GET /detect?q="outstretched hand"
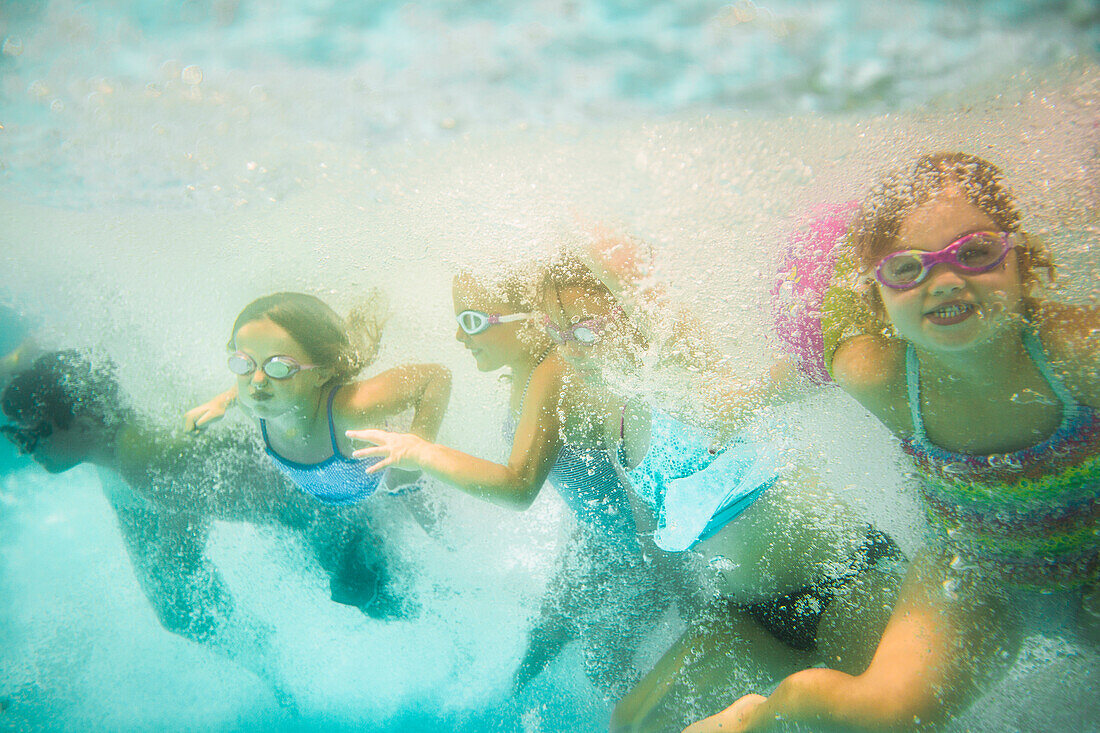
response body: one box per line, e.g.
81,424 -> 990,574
682,694 -> 767,733
183,393 -> 233,432
347,428 -> 428,473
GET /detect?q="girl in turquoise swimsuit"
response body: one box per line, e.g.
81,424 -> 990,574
350,268 -> 676,698
185,291 -> 452,618
356,255 -> 904,729
689,153 -> 1100,732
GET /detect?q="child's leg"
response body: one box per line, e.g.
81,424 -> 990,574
611,604 -> 811,733
510,533 -> 584,695
111,499 -> 290,705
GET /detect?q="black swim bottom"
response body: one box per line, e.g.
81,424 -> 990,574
736,527 -> 903,652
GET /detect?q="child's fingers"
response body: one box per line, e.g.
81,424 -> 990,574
196,411 -> 222,429
365,457 -> 393,474
352,446 -> 386,459
183,407 -> 202,431
345,428 -> 385,444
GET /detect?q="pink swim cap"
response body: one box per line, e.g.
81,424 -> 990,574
771,202 -> 859,384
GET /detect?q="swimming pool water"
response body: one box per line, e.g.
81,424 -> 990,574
1,1 -> 1098,731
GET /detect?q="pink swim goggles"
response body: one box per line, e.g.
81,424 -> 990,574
874,231 -> 1015,290
542,314 -> 612,345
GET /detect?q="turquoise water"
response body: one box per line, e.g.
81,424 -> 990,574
1,1 -> 1098,731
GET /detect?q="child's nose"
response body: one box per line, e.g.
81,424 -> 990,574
927,265 -> 966,294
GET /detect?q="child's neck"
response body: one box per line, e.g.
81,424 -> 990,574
914,327 -> 1032,388
263,391 -> 330,444
509,346 -> 553,400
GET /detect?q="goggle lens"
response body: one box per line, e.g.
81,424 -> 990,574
262,358 -> 296,379
954,234 -> 1005,268
543,318 -> 602,346
457,311 -> 489,335
879,256 -> 923,287
227,353 -> 307,380
572,327 -> 599,344
227,353 -> 255,375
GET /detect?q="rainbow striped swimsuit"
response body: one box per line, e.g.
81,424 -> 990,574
901,331 -> 1100,590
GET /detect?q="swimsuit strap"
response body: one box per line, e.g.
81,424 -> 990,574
904,344 -> 927,443
259,417 -> 273,449
515,346 -> 553,417
617,402 -> 629,466
325,385 -> 343,456
1021,328 -> 1078,409
260,386 -> 344,460
905,328 -> 1079,446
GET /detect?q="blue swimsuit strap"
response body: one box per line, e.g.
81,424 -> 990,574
905,329 -> 1077,445
904,345 -> 927,443
324,385 -> 344,457
260,386 -> 345,460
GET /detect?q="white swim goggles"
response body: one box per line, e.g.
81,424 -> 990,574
456,310 -> 531,336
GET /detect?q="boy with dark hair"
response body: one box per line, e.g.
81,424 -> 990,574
2,350 -> 400,706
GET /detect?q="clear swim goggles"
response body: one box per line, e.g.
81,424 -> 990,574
227,351 -> 317,380
542,315 -> 607,346
874,231 -> 1015,290
456,310 -> 531,336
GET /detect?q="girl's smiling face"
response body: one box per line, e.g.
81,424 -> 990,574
452,274 -> 534,372
232,317 -> 331,419
878,190 -> 1026,353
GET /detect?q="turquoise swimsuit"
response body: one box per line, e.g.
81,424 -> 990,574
503,414 -> 640,550
622,411 -> 782,552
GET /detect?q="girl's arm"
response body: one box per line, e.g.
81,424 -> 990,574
683,551 -> 1019,733
343,363 -> 452,441
347,360 -> 567,510
829,334 -> 912,436
183,385 -> 238,431
1037,303 -> 1100,408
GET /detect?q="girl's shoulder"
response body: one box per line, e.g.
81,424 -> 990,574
523,352 -> 568,406
830,333 -> 907,394
330,366 -> 416,420
1033,302 -> 1100,406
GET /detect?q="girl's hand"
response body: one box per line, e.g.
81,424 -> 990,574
183,390 -> 235,432
347,429 -> 428,473
682,694 -> 767,733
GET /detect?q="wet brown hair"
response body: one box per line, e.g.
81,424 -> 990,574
229,291 -> 387,385
536,254 -> 648,349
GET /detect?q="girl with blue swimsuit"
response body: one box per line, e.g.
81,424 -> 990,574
534,250 -> 905,733
349,269 -> 680,699
185,291 -> 452,618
